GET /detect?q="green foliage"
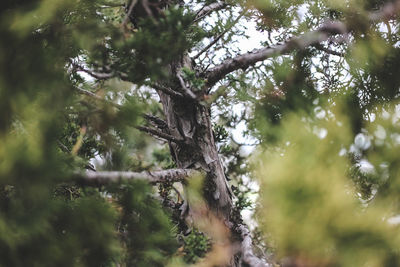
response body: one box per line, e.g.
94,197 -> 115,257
213,124 -> 229,143
256,111 -> 400,266
108,181 -> 178,267
182,67 -> 206,91
182,229 -> 211,263
232,180 -> 253,211
152,147 -> 177,169
0,1 -> 180,266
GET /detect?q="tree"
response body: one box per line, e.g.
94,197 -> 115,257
1,0 -> 400,266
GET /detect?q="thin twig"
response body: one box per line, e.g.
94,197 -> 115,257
74,86 -> 122,108
192,10 -> 246,60
122,0 -> 138,28
172,185 -> 184,202
313,43 -> 345,57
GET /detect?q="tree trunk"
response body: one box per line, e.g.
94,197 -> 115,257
127,2 -> 268,265
157,56 -> 233,219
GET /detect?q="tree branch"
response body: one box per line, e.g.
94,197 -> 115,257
204,21 -> 348,87
72,62 -> 115,80
136,125 -> 184,143
143,114 -> 168,129
74,86 -> 122,108
313,43 -> 345,57
74,87 -> 180,143
176,73 -> 197,100
146,82 -> 185,98
204,0 -> 400,87
76,168 -> 201,186
194,1 -> 227,22
122,0 -> 138,28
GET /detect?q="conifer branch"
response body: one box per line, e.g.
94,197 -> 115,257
204,0 -> 400,87
204,21 -> 348,87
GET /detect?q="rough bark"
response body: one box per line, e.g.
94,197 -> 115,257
156,57 -> 233,218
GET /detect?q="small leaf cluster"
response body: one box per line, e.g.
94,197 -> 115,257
182,229 -> 211,264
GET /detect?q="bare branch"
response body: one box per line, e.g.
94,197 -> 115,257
136,125 -> 184,143
57,140 -> 71,153
76,168 -> 201,186
194,1 -> 227,22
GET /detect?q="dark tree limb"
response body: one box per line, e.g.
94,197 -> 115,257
136,125 -> 185,143
71,62 -> 115,80
76,168 -> 201,186
143,114 -> 168,129
147,82 -> 185,98
74,87 -> 179,143
122,0 -> 138,28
